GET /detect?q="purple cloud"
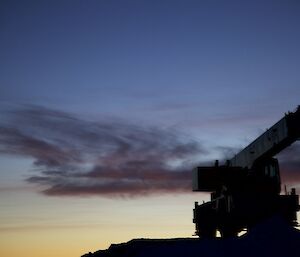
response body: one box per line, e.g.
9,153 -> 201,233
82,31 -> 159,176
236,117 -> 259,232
0,105 -> 204,197
1,105 -> 299,197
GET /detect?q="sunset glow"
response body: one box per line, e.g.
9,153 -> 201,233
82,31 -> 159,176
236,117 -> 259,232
1,1 -> 300,257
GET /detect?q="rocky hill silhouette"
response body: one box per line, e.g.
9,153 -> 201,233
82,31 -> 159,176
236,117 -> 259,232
82,216 -> 300,257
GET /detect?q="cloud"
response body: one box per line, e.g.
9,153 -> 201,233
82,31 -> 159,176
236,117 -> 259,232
1,105 -> 299,197
0,105 -> 204,197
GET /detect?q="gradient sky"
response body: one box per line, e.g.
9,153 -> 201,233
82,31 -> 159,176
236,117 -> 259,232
1,1 -> 300,257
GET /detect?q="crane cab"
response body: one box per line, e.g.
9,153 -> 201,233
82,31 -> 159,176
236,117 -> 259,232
251,158 -> 281,195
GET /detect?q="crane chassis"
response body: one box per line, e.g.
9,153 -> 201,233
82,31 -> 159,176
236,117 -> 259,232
193,107 -> 300,238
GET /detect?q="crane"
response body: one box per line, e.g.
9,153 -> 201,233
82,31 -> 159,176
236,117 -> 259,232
193,107 -> 300,238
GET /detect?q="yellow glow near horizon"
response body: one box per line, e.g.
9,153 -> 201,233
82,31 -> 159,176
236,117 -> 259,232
0,190 -> 208,257
2,180 -> 299,257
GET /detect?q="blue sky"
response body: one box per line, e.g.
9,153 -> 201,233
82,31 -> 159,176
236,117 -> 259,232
0,1 -> 300,256
1,0 -> 299,146
1,1 -> 299,114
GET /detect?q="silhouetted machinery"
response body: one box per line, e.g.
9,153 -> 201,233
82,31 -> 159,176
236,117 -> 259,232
193,107 -> 300,238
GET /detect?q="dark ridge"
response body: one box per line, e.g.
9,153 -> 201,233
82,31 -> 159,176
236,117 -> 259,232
82,216 -> 300,257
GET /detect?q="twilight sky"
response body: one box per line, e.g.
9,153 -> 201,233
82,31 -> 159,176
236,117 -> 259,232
0,1 -> 300,257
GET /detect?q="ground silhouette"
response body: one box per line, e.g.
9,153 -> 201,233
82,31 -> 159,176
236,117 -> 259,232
82,215 -> 300,257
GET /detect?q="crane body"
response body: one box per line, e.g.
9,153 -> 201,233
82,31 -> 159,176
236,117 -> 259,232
193,107 -> 300,238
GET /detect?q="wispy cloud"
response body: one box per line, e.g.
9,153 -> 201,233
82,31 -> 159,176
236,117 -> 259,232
0,105 -> 205,197
1,105 -> 299,197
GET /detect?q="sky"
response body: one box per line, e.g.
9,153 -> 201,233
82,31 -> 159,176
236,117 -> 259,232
0,0 -> 300,257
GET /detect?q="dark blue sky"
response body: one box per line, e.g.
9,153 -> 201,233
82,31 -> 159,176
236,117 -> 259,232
1,0 -> 300,168
1,1 -> 299,119
1,0 -> 299,184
